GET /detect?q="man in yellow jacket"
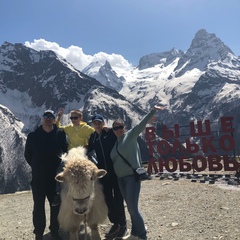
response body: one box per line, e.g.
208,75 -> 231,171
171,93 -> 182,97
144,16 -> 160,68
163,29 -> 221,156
56,108 -> 94,149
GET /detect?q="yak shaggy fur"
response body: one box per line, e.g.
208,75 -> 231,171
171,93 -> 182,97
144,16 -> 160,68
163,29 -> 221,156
56,147 -> 108,240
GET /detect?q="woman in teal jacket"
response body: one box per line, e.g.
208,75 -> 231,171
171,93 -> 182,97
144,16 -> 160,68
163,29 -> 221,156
110,105 -> 164,240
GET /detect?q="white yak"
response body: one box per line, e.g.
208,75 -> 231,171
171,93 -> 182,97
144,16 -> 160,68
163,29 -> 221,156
56,147 -> 108,240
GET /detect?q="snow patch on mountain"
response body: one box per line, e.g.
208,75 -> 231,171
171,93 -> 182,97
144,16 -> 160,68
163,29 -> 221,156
0,104 -> 31,193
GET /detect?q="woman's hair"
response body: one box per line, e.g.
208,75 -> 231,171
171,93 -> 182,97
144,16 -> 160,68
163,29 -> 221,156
70,109 -> 82,117
112,118 -> 124,127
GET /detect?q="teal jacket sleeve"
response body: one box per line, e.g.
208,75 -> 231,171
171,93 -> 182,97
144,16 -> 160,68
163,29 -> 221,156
127,108 -> 156,139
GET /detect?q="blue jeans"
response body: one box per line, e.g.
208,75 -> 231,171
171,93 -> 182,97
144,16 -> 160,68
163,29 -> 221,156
118,175 -> 147,239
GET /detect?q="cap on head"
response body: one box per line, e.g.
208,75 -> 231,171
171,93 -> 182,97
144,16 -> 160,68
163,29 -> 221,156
43,109 -> 55,118
91,113 -> 104,122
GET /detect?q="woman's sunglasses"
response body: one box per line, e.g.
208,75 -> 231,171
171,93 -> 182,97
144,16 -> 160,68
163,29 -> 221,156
113,126 -> 124,131
43,115 -> 55,120
70,116 -> 79,120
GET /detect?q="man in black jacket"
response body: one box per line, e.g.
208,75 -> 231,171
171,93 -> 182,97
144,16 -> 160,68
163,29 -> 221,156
25,110 -> 68,240
88,114 -> 127,239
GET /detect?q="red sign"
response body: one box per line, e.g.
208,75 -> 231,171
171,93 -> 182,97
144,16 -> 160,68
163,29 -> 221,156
145,117 -> 239,173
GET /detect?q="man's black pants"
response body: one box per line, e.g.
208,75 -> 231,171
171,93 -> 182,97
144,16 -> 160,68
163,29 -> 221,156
31,177 -> 60,235
100,175 -> 126,226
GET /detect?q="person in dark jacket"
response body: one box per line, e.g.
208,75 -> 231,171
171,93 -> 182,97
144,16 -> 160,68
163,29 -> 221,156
88,114 -> 127,239
24,110 -> 68,240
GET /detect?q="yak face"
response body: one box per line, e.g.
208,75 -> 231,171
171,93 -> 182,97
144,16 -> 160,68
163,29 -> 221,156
68,175 -> 95,215
56,159 -> 106,216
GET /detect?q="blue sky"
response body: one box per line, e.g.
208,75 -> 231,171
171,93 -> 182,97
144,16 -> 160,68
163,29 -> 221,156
1,0 -> 239,65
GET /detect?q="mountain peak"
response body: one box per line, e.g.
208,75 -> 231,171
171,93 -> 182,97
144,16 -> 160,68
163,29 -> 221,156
190,29 -> 216,49
102,60 -> 111,69
189,28 -> 234,56
194,28 -> 215,40
172,29 -> 236,77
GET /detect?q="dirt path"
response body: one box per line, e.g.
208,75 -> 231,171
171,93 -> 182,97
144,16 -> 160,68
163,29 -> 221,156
1,176 -> 240,240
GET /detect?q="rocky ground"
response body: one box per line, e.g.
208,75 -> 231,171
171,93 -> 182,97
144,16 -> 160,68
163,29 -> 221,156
1,173 -> 240,240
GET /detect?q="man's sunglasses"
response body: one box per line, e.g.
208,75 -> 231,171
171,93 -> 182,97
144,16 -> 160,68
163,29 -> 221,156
113,126 -> 124,131
70,116 -> 79,120
43,115 -> 55,120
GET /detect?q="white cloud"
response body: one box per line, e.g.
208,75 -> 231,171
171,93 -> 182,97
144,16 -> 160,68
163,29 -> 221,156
25,39 -> 132,71
25,39 -> 91,70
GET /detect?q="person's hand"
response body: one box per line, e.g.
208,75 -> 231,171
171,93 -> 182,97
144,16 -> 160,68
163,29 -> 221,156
154,105 -> 165,111
103,126 -> 110,132
148,106 -> 165,124
148,116 -> 157,124
57,108 -> 64,119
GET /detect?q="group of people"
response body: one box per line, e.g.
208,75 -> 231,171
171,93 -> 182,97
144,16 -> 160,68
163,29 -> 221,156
25,105 -> 164,240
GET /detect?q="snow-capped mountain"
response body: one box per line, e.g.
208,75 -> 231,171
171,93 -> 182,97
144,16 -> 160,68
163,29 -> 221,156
0,28 -> 240,193
173,29 -> 236,77
81,29 -> 240,111
81,29 -> 240,132
138,48 -> 184,71
0,42 -> 147,193
53,28 -> 240,159
82,60 -> 125,91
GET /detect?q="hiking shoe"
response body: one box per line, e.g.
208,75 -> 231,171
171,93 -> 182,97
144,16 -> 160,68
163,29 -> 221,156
121,235 -> 147,240
121,235 -> 138,240
105,224 -> 120,237
52,193 -> 61,207
114,225 -> 128,239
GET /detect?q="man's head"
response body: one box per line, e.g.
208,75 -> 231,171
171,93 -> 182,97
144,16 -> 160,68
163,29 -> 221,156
91,114 -> 105,133
43,110 -> 55,119
42,110 -> 55,128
